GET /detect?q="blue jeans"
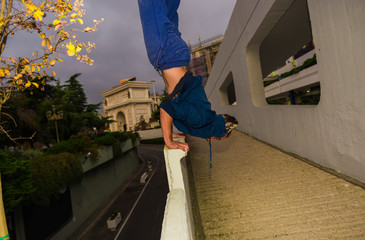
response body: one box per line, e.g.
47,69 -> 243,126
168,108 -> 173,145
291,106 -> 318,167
160,72 -> 226,138
138,0 -> 190,71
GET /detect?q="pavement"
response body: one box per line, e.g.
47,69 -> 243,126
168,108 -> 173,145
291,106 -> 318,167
68,144 -> 168,240
187,130 -> 365,239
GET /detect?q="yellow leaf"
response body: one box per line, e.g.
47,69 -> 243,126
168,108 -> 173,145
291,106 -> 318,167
32,51 -> 36,56
31,65 -> 35,72
53,19 -> 60,26
41,39 -> 46,47
39,33 -> 46,39
52,71 -> 56,77
70,19 -> 76,23
25,81 -> 31,88
34,10 -> 44,21
71,13 -> 77,18
4,69 -> 10,75
57,58 -> 63,63
77,19 -> 83,25
32,82 -> 39,88
50,59 -> 56,66
55,24 -> 62,31
14,74 -> 22,80
67,43 -> 76,56
76,45 -> 82,53
0,69 -> 4,77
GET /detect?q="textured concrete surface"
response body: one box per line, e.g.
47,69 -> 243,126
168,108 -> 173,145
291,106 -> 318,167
188,131 -> 365,239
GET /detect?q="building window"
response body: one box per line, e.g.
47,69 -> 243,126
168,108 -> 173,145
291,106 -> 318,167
219,72 -> 237,106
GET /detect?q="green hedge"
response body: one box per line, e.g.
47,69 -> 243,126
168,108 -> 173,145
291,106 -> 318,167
45,138 -> 89,155
264,54 -> 317,87
30,152 -> 83,203
0,151 -> 36,213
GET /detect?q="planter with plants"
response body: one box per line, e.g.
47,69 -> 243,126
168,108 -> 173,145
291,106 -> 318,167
264,54 -> 317,87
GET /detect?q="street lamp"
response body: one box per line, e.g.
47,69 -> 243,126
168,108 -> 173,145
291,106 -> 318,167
47,105 -> 63,143
151,80 -> 157,110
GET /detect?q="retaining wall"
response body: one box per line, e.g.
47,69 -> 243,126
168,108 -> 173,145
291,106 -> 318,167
161,143 -> 194,240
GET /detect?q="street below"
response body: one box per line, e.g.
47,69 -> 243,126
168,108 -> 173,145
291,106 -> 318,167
115,144 -> 168,240
69,144 -> 168,240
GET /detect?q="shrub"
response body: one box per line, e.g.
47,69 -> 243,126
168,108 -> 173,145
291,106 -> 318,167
0,151 -> 36,213
45,138 -> 89,155
92,134 -> 115,146
30,152 -> 83,203
22,149 -> 44,160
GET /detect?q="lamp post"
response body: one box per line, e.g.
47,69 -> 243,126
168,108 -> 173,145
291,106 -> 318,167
47,105 -> 63,143
151,80 -> 157,110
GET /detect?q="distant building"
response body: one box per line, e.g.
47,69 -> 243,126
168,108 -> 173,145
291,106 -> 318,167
101,77 -> 153,132
189,35 -> 223,86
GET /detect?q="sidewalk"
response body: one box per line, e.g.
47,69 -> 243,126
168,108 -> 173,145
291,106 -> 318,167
188,131 -> 365,239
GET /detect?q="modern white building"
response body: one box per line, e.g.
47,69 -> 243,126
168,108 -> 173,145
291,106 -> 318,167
205,0 -> 365,183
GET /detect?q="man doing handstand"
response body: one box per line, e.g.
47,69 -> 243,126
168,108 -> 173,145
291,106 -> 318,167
138,0 -> 237,152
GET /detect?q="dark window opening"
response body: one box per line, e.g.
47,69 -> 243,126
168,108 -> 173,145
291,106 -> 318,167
219,72 -> 237,106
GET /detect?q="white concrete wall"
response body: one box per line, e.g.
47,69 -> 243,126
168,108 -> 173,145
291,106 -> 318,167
205,0 -> 365,183
138,128 -> 162,140
161,143 -> 194,240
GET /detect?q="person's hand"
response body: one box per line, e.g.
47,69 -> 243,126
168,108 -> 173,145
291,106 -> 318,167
166,141 -> 189,152
172,132 -> 186,139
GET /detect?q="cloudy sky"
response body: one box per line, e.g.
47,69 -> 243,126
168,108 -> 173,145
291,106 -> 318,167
6,0 -> 236,106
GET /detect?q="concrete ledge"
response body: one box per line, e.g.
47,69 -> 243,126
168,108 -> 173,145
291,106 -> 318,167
161,142 -> 194,240
161,189 -> 191,240
138,129 -> 162,140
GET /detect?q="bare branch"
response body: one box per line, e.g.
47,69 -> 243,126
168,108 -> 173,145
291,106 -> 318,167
0,0 -> 6,20
0,0 -> 12,55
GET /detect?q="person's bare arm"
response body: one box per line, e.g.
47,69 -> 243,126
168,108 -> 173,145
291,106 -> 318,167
160,108 -> 189,151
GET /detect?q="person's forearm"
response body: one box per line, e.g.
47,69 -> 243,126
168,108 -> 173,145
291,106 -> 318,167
160,108 -> 173,145
160,108 -> 189,151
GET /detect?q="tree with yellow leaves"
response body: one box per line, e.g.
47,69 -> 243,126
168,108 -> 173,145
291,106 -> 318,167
0,0 -> 102,238
0,0 -> 103,139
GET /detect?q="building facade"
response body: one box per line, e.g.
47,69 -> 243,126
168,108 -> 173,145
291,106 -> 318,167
189,35 -> 223,86
101,78 -> 153,132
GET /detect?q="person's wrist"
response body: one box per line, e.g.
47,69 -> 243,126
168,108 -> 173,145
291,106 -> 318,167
163,136 -> 173,145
